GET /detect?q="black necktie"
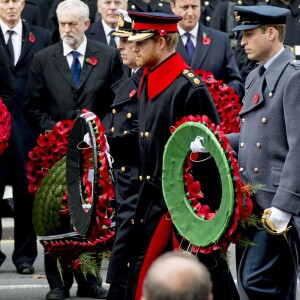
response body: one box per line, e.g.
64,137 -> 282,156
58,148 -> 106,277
6,30 -> 15,65
259,65 -> 266,76
185,32 -> 195,61
71,51 -> 81,89
109,31 -> 117,48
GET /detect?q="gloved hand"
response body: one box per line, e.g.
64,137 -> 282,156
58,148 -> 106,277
268,206 -> 292,233
190,136 -> 208,153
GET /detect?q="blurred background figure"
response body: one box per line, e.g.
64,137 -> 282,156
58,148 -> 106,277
141,251 -> 213,300
0,0 -> 51,275
170,0 -> 244,98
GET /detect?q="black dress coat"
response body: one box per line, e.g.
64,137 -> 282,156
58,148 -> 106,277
0,46 -> 15,112
124,53 -> 241,300
0,21 -> 50,269
0,21 -> 51,183
176,23 -> 244,98
85,20 -> 108,45
103,68 -> 143,287
23,38 -> 123,132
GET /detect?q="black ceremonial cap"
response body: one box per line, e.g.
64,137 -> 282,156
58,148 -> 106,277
233,5 -> 291,31
127,12 -> 182,42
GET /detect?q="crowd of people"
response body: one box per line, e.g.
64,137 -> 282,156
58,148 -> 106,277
1,0 -> 300,299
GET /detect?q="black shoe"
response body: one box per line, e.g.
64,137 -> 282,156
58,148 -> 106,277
16,263 -> 34,274
0,251 -> 6,267
77,285 -> 108,299
45,288 -> 70,300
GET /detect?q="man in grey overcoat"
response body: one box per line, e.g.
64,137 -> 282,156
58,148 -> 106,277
228,5 -> 300,300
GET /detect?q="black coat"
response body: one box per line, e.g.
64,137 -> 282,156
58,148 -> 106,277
104,68 -> 143,284
0,46 -> 15,112
21,0 -> 43,26
85,20 -> 108,45
23,38 -> 123,133
0,21 -> 51,182
176,23 -> 244,98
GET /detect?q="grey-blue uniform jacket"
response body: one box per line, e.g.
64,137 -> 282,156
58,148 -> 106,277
229,47 -> 300,215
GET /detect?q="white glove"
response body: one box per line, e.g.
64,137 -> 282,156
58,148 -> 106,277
269,207 -> 292,233
190,136 -> 208,153
104,134 -> 113,168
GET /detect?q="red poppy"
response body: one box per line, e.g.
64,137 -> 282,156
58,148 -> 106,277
29,32 -> 36,43
85,56 -> 98,66
202,32 -> 211,45
253,93 -> 259,104
129,89 -> 137,98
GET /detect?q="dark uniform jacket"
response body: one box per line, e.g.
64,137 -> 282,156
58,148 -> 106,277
0,46 -> 15,112
127,0 -> 173,14
176,23 -> 244,98
128,53 -> 241,300
104,68 -> 143,284
0,21 -> 51,182
23,39 -> 123,133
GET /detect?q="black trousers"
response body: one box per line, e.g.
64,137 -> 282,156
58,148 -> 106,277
44,252 -> 103,291
237,225 -> 297,300
0,182 -> 37,268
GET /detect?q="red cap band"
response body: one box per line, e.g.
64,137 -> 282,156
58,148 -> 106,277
133,22 -> 178,32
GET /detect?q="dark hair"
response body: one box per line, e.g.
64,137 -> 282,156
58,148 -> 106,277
151,32 -> 179,51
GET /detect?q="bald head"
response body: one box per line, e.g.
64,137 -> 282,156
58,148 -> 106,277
142,251 -> 213,300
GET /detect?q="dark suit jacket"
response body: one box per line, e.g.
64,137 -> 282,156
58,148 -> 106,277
85,20 -> 108,45
24,38 -> 123,133
0,46 -> 15,112
176,23 -> 244,98
0,21 -> 51,182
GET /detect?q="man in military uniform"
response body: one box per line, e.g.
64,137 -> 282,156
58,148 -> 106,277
228,5 -> 300,299
102,9 -> 143,300
124,11 -> 238,300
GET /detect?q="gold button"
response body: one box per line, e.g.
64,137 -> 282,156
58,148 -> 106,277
130,219 -> 134,225
140,132 -> 144,138
262,118 -> 267,123
127,113 -> 132,119
204,1 -> 209,5
238,0 -> 242,4
131,4 -> 135,9
239,167 -> 244,172
206,16 -> 211,21
111,127 -> 115,132
144,132 -> 149,138
159,2 -> 163,6
146,175 -> 151,180
269,92 -> 273,97
139,175 -> 143,181
127,262 -> 130,267
256,143 -> 261,148
254,167 -> 259,173
121,167 -> 125,172
112,108 -> 116,114
124,130 -> 127,134
241,118 -> 246,123
141,219 -> 144,224
240,142 -> 245,148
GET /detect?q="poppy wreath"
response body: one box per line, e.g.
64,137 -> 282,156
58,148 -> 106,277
26,119 -> 74,195
162,115 -> 257,255
0,98 -> 11,156
30,110 -> 115,270
194,70 -> 242,134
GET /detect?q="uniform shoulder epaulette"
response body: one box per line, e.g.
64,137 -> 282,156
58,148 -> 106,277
182,69 -> 203,88
289,59 -> 300,70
